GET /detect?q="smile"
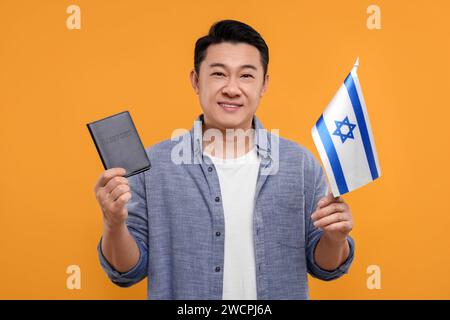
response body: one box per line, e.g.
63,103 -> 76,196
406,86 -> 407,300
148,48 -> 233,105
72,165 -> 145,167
218,102 -> 243,110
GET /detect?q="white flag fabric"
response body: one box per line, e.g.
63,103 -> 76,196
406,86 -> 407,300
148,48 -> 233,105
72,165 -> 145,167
311,58 -> 381,196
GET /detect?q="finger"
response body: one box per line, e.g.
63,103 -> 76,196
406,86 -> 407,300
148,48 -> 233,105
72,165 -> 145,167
109,183 -> 131,202
95,187 -> 108,206
313,212 -> 350,228
317,192 -> 344,209
316,192 -> 333,209
104,176 -> 129,195
112,192 -> 132,210
322,221 -> 353,233
311,202 -> 347,221
94,168 -> 126,191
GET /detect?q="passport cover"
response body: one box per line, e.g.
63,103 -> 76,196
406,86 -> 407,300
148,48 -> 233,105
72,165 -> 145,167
87,111 -> 151,177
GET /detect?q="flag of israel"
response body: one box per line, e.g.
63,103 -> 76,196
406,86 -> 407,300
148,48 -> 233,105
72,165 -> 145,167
311,58 -> 381,196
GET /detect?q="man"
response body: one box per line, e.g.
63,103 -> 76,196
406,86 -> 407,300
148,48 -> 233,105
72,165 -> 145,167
94,19 -> 355,300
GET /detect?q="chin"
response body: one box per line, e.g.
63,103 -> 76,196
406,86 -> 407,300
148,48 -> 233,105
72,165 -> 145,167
217,116 -> 251,131
203,107 -> 253,130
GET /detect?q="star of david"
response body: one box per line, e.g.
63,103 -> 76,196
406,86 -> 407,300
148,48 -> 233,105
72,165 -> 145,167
332,116 -> 357,143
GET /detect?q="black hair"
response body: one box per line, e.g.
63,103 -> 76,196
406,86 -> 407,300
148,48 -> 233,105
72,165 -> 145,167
194,20 -> 269,77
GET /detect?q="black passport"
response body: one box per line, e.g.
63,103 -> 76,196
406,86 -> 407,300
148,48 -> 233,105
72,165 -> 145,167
87,111 -> 151,177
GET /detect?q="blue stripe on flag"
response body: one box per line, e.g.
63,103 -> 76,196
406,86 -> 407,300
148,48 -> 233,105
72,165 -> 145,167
344,73 -> 379,180
316,115 -> 349,194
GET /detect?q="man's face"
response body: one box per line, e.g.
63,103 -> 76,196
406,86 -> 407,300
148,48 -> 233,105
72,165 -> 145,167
190,42 -> 269,132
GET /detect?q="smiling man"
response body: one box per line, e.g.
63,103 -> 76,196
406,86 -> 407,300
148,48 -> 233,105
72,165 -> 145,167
95,19 -> 355,300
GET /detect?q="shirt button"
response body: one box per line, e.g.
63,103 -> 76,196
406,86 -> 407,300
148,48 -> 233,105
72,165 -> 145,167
215,266 -> 221,272
215,196 -> 220,202
208,166 -> 213,172
216,231 -> 221,237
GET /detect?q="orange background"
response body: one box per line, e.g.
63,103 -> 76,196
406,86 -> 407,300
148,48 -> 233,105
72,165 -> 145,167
1,0 -> 449,299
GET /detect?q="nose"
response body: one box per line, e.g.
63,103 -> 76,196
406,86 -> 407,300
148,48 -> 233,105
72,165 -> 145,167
222,77 -> 241,97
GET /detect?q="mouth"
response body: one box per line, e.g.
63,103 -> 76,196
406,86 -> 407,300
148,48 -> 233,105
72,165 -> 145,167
217,101 -> 243,111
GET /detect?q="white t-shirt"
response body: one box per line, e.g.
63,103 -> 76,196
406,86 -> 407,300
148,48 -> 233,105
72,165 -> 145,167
204,147 -> 261,300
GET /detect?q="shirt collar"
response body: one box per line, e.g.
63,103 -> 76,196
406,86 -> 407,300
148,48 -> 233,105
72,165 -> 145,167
190,114 -> 272,161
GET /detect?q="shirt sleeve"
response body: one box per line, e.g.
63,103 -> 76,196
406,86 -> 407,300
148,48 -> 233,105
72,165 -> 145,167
97,171 -> 149,287
305,156 -> 355,281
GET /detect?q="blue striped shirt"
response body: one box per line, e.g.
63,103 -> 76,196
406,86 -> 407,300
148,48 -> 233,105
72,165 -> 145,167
97,114 -> 355,299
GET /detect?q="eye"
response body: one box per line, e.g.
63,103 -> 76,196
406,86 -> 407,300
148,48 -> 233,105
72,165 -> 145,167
241,74 -> 254,78
211,72 -> 225,77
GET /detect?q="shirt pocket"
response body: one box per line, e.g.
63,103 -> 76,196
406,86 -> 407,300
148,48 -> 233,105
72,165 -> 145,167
269,193 -> 306,249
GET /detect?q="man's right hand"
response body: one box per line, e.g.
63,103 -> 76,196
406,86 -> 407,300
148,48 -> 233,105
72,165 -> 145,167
94,168 -> 140,273
94,168 -> 131,231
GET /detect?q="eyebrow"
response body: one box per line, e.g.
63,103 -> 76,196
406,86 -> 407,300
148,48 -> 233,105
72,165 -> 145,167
208,63 -> 258,71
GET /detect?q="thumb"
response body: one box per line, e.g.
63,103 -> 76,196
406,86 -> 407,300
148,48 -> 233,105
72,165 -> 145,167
317,188 -> 342,208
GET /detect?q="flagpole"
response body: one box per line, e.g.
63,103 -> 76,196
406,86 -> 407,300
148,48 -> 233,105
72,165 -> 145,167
352,57 -> 360,73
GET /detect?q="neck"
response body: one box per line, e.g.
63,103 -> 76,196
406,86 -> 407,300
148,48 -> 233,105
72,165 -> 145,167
202,119 -> 255,159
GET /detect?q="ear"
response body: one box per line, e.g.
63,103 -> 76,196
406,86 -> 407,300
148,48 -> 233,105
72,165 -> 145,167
260,73 -> 269,97
190,69 -> 199,95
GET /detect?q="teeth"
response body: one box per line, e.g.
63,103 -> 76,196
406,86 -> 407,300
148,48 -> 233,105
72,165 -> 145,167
219,103 -> 241,108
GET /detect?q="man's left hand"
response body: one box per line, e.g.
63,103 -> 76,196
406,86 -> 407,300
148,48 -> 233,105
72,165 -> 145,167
311,192 -> 353,243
